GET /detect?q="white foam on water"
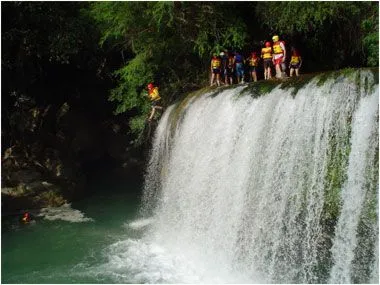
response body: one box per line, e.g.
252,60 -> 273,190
38,203 -> 94,222
125,217 -> 155,230
94,238 -> 258,284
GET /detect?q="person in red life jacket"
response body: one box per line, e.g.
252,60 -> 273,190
146,83 -> 163,122
261,41 -> 273,80
226,52 -> 235,85
210,53 -> 222,87
233,51 -> 245,83
247,52 -> 260,82
289,47 -> 302,77
21,212 -> 32,224
272,35 -> 286,78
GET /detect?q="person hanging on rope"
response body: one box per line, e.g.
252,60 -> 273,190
146,83 -> 163,122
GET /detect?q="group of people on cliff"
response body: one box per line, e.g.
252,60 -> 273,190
210,35 -> 302,86
144,35 -> 302,122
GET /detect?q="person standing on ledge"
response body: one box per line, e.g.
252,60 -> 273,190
146,83 -> 163,122
248,51 -> 260,82
289,47 -> 302,77
261,41 -> 273,80
272,35 -> 286,78
210,53 -> 222,87
234,51 -> 245,83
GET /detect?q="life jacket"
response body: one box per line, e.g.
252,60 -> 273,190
211,57 -> 221,69
261,47 -> 272,59
21,213 -> 30,223
148,87 -> 161,101
290,55 -> 301,64
249,57 -> 259,67
235,54 -> 243,63
273,41 -> 285,55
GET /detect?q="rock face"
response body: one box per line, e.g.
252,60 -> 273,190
2,97 -> 142,214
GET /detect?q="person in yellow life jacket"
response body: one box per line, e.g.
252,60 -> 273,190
272,35 -> 286,78
210,54 -> 222,87
146,83 -> 163,122
289,47 -> 302,77
247,52 -> 259,82
261,41 -> 273,80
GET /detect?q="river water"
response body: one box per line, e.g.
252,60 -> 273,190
1,172 -> 142,283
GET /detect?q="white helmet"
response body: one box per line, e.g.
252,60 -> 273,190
220,52 -> 225,56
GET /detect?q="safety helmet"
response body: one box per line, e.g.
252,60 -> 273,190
220,52 -> 225,56
272,35 -> 279,42
147,83 -> 154,89
265,41 -> 271,47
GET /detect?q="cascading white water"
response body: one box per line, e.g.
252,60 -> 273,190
100,70 -> 378,284
138,70 -> 379,283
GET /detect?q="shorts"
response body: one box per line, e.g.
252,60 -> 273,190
151,100 -> 161,107
249,66 -> 257,73
263,59 -> 272,69
227,67 -> 234,76
212,68 -> 220,74
290,63 -> 300,69
235,63 -> 244,77
274,55 -> 284,65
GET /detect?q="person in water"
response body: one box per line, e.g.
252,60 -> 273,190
272,35 -> 286,78
261,41 -> 273,80
21,212 -> 32,224
289,47 -> 302,77
146,83 -> 163,122
210,53 -> 222,87
247,51 -> 260,82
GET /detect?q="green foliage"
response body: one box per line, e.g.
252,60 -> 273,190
361,8 -> 379,67
89,2 -> 250,140
256,2 -> 378,69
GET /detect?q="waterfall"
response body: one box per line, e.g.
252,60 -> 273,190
139,70 -> 378,283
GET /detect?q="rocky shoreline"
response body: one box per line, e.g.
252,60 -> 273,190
2,97 -> 146,216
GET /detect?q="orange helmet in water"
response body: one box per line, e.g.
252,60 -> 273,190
147,83 -> 154,89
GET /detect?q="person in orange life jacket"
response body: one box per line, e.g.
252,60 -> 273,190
261,41 -> 273,80
220,51 -> 229,85
289,47 -> 302,77
146,83 -> 163,122
226,52 -> 235,85
272,35 -> 286,78
233,51 -> 245,83
210,53 -> 222,87
247,52 -> 260,82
